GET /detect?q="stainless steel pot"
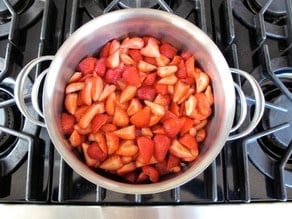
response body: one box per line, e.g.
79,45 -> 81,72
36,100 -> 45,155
14,9 -> 265,194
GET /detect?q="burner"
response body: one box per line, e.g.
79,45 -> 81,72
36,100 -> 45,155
247,0 -> 287,18
0,0 -> 44,37
118,0 -> 158,8
0,77 -> 38,177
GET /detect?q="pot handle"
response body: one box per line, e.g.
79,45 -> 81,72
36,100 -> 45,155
14,56 -> 54,127
227,68 -> 265,141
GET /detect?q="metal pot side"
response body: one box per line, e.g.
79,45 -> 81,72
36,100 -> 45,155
43,9 -> 235,194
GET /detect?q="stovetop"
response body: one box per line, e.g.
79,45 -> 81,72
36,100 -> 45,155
0,0 -> 291,206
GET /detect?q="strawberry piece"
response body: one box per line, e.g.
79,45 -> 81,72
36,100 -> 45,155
100,123 -> 117,132
140,37 -> 160,58
113,125 -> 136,140
180,117 -> 195,135
169,139 -> 193,159
91,114 -> 109,133
158,74 -> 178,85
105,131 -> 120,155
124,171 -> 138,183
136,172 -> 148,183
87,142 -> 107,161
78,103 -> 105,129
113,105 -> 129,127
115,140 -> 139,157
99,42 -> 111,58
136,136 -> 155,164
141,165 -> 159,182
170,101 -> 180,117
137,60 -> 157,72
122,65 -> 141,87
193,93 -> 212,120
136,85 -> 156,101
155,55 -> 170,67
185,95 -> 197,117
173,80 -> 190,103
94,57 -> 107,77
153,134 -> 171,162
167,154 -> 181,173
205,85 -> 214,106
79,77 -> 93,106
144,100 -> 165,116
64,93 -> 78,115
60,113 -> 75,135
196,71 -> 210,93
65,82 -> 84,94
128,49 -> 143,63
105,67 -> 122,84
121,37 -> 144,49
98,84 -> 116,101
127,98 -> 142,116
154,83 -> 168,95
88,132 -> 107,154
74,105 -> 88,122
169,55 -> 181,66
105,92 -> 116,116
143,56 -> 157,66
157,66 -> 178,77
82,143 -> 100,167
109,39 -> 120,54
180,51 -> 192,61
69,130 -> 83,147
154,94 -> 171,106
185,55 -> 199,79
100,155 -> 123,171
117,162 -> 137,176
159,42 -> 177,59
163,117 -> 184,138
130,106 -> 151,128
68,72 -> 83,83
176,59 -> 187,79
119,85 -> 137,104
77,56 -> 97,75
107,50 -> 120,69
196,128 -> 207,142
91,76 -> 104,101
143,73 -> 157,86
120,54 -> 136,66
74,124 -> 92,135
179,133 -> 198,150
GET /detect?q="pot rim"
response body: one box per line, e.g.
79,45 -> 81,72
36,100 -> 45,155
43,8 -> 235,194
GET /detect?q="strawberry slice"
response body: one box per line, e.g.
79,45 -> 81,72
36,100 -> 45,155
144,100 -> 165,116
127,98 -> 142,116
91,76 -> 104,101
154,83 -> 168,95
141,165 -> 159,182
99,155 -> 123,171
91,113 -> 109,133
121,36 -> 144,49
179,134 -> 198,150
169,55 -> 181,66
122,65 -> 141,87
60,113 -> 75,135
193,93 -> 212,120
157,66 -> 178,77
109,39 -> 120,54
115,140 -> 139,157
78,103 -> 105,129
105,92 -> 116,115
79,77 -> 93,106
105,131 -> 120,155
136,136 -> 155,164
154,94 -> 171,106
140,37 -> 160,58
68,72 -> 83,83
128,49 -> 143,63
119,85 -> 137,104
137,60 -> 157,72
196,71 -> 210,93
180,117 -> 195,136
142,73 -> 157,86
107,50 -> 120,69
105,67 -> 122,84
159,42 -> 177,59
120,54 -> 136,66
173,80 -> 190,103
143,56 -> 157,66
136,85 -> 156,101
77,56 -> 97,75
64,93 -> 78,115
185,55 -> 199,79
176,59 -> 187,79
155,55 -> 170,67
88,132 -> 107,154
99,41 -> 111,58
167,154 -> 181,173
113,105 -> 129,127
98,84 -> 116,101
153,134 -> 171,162
162,117 -> 184,138
180,51 -> 192,61
169,139 -> 193,159
196,128 -> 207,142
116,162 -> 137,176
130,106 -> 151,128
82,143 -> 100,167
113,125 -> 136,140
65,82 -> 84,94
87,142 -> 107,161
69,130 -> 83,147
94,57 -> 107,77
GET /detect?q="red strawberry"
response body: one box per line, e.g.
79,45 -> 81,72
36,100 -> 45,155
69,130 -> 83,147
121,37 -> 144,49
87,142 -> 107,161
141,165 -> 159,182
105,67 -> 122,84
154,83 -> 168,95
77,56 -> 97,75
64,93 -> 78,115
163,117 -> 184,138
130,106 -> 151,128
143,56 -> 157,66
176,59 -> 187,79
136,136 -> 155,164
159,43 -> 177,59
153,134 -> 171,162
179,134 -> 198,150
128,49 -> 143,63
136,85 -> 156,101
99,42 -> 111,58
122,65 -> 141,87
167,154 -> 181,173
94,57 -> 107,77
113,125 -> 136,140
99,155 -> 123,171
140,37 -> 160,58
60,113 -> 75,135
180,117 -> 195,135
143,73 -> 157,86
180,51 -> 192,61
91,114 -> 109,133
105,131 -> 120,155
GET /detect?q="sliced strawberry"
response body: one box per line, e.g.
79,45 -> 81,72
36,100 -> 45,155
107,50 -> 120,69
185,95 -> 197,117
154,94 -> 171,106
180,51 -> 192,61
180,117 -> 195,136
91,113 -> 109,133
179,133 -> 198,150
169,139 -> 193,159
163,117 -> 184,138
153,134 -> 171,162
128,49 -> 143,63
100,123 -> 117,132
64,93 -> 78,115
137,60 -> 157,72
141,165 -> 159,182
158,74 -> 178,85
116,162 -> 137,175
91,76 -> 104,101
173,80 -> 190,104
109,39 -> 120,54
170,101 -> 180,117
120,36 -> 144,49
98,84 -> 116,101
148,114 -> 163,127
99,155 -> 123,171
82,143 -> 100,167
205,85 -> 214,106
143,56 -> 157,66
69,130 -> 82,147
88,132 -> 107,154
185,55 -> 199,79
115,140 -> 139,157
79,77 -> 93,106
87,142 -> 107,161
105,131 -> 120,155
127,98 -> 142,116
144,100 -> 165,116
74,105 -> 88,122
99,41 -> 111,58
196,128 -> 207,142
68,72 -> 83,83
142,73 -> 157,86
136,136 -> 155,164
105,67 -> 122,84
130,106 -> 151,128
152,125 -> 166,135
155,55 -> 170,67
154,83 -> 168,95
122,65 -> 141,87
159,42 -> 177,59
119,85 -> 137,104
120,53 -> 136,66
167,154 -> 181,173
136,85 -> 156,101
140,37 -> 160,58
65,82 -> 84,94
169,55 -> 181,66
157,66 -> 178,77
77,56 -> 97,75
193,93 -> 212,120
113,125 -> 136,140
60,113 -> 75,135
113,105 -> 129,127
176,59 -> 187,79
78,103 -> 105,129
74,124 -> 92,135
94,57 -> 107,77
141,127 -> 153,137
105,92 -> 116,116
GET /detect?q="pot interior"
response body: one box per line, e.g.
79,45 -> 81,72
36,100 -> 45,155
43,8 -> 235,194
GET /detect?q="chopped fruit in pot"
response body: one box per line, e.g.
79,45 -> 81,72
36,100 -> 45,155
61,36 -> 214,184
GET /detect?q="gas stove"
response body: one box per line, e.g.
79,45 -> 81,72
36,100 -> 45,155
0,0 -> 291,217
